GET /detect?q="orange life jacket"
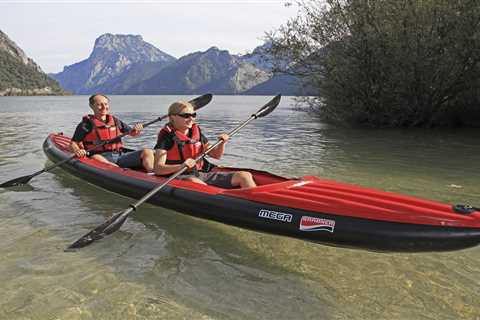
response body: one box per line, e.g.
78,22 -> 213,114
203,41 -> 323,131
81,114 -> 123,153
158,123 -> 204,171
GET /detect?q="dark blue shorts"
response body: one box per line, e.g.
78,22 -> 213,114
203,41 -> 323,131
101,150 -> 143,169
177,171 -> 235,189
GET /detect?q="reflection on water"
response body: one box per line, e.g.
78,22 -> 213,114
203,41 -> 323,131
0,95 -> 479,319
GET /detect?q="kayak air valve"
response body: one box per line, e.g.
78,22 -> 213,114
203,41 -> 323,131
452,204 -> 479,215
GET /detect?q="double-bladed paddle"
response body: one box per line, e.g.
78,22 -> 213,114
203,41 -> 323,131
0,94 -> 213,188
66,94 -> 281,250
452,204 -> 480,214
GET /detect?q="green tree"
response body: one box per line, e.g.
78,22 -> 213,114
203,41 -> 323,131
0,51 -> 65,95
267,0 -> 480,127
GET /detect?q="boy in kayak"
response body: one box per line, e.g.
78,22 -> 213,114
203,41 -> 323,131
70,94 -> 154,171
153,100 -> 256,188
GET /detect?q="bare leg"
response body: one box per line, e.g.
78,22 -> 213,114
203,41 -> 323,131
183,176 -> 207,185
91,154 -> 119,167
141,149 -> 154,172
231,171 -> 256,188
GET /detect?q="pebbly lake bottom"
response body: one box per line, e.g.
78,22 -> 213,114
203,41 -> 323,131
0,95 -> 479,319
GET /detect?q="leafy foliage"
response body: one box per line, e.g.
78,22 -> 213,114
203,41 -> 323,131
266,0 -> 480,127
0,51 -> 65,95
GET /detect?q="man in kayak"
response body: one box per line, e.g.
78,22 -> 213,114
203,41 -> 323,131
153,101 -> 256,188
70,94 -> 154,171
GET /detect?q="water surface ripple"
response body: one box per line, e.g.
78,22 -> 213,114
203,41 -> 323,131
0,95 -> 479,319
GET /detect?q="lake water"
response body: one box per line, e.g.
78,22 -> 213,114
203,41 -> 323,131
0,95 -> 479,319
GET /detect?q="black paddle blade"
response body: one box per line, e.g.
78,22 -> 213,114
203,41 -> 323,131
0,174 -> 35,188
452,204 -> 480,214
66,208 -> 133,250
254,94 -> 281,118
190,93 -> 212,110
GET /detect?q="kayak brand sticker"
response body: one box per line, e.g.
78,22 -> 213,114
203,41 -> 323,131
299,216 -> 335,232
258,209 -> 293,223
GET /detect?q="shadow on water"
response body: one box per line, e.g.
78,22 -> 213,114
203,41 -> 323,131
47,162 -> 480,320
45,159 -> 316,272
0,184 -> 35,193
47,168 -> 341,319
1,163 -> 275,319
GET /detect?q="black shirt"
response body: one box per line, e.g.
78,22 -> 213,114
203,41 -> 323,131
154,127 -> 208,150
71,116 -> 131,142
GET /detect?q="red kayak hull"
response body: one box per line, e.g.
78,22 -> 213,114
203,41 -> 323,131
43,133 -> 480,252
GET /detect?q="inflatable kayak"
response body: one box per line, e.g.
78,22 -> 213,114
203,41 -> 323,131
43,133 -> 480,252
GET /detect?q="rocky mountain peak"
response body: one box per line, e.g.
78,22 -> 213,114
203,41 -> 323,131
51,33 -> 177,94
197,46 -> 237,67
204,46 -> 230,57
89,33 -> 175,63
205,46 -> 219,52
0,30 -> 42,72
50,36 -> 300,95
94,33 -> 143,49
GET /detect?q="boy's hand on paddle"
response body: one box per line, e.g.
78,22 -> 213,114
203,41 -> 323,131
130,123 -> 143,136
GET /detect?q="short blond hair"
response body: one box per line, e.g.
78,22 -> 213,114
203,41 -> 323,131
168,101 -> 193,115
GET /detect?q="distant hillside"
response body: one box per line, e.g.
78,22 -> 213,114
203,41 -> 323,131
239,42 -> 275,71
126,47 -> 270,95
93,61 -> 169,94
0,30 -> 65,96
50,33 -> 310,96
50,33 -> 176,94
243,73 -> 316,96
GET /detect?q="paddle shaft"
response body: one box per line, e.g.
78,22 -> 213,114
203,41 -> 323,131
60,93 -> 212,167
42,115 -> 168,175
129,114 -> 259,210
66,94 -> 280,249
0,94 -> 212,189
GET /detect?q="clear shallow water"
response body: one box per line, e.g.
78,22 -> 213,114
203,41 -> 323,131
0,95 -> 479,319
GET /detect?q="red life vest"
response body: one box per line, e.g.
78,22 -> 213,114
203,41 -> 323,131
81,114 -> 123,153
158,123 -> 204,171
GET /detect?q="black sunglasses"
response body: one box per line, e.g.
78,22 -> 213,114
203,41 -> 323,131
176,112 -> 197,118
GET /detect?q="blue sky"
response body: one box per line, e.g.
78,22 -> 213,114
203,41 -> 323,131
1,0 -> 299,73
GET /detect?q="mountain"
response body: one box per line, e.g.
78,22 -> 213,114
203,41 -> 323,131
242,73 -> 308,96
0,30 -> 65,96
92,61 -> 169,94
49,34 -> 309,96
50,33 -> 176,94
239,41 -> 317,96
238,42 -> 275,71
125,46 -> 270,95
